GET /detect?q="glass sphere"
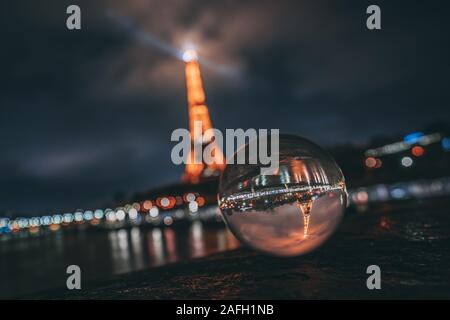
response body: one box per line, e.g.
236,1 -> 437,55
218,134 -> 347,257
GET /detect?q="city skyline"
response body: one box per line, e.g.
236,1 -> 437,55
1,0 -> 449,212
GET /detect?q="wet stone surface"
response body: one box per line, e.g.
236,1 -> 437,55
29,198 -> 450,299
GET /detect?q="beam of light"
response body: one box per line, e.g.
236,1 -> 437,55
107,9 -> 183,60
199,56 -> 241,78
106,9 -> 242,79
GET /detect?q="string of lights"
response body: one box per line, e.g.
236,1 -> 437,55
0,192 -> 218,236
3,176 -> 450,237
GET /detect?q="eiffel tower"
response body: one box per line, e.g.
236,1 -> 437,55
182,49 -> 226,184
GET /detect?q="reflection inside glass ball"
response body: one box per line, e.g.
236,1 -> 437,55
218,134 -> 347,257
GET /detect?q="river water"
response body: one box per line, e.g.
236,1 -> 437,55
0,221 -> 240,298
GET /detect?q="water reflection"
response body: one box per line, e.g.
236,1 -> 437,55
190,221 -> 206,258
0,223 -> 239,298
131,227 -> 145,270
149,228 -> 165,266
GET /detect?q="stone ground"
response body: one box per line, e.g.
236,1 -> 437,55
29,198 -> 450,299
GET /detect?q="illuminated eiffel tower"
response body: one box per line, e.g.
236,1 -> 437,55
182,49 -> 226,184
297,199 -> 313,238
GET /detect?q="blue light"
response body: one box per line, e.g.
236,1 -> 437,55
391,187 -> 407,199
94,209 -> 104,220
442,137 -> 450,151
0,218 -> 10,234
404,132 -> 424,145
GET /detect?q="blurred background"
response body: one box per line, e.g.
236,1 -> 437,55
0,0 -> 449,298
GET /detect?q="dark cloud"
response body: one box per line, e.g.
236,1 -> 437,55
1,0 -> 449,213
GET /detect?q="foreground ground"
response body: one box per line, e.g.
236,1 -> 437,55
28,198 -> 450,299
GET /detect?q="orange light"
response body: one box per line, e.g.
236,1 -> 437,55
411,146 -> 425,157
167,196 -> 176,209
155,197 -> 163,208
142,200 -> 152,211
156,196 -> 176,209
355,191 -> 369,204
49,224 -> 60,231
29,226 -> 40,234
364,157 -> 377,168
197,196 -> 205,206
375,158 -> 383,168
379,217 -> 392,229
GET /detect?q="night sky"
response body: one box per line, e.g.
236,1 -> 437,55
1,0 -> 449,213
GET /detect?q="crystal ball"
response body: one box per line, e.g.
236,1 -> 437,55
218,134 -> 347,256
